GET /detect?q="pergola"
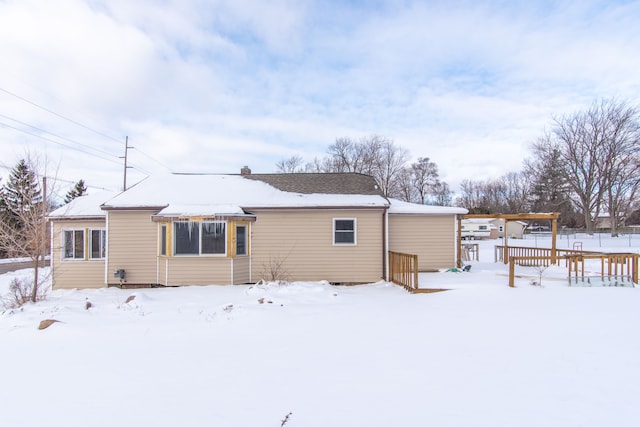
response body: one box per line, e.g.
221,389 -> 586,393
457,213 -> 561,267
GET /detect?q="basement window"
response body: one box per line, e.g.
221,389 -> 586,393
333,218 -> 356,245
174,221 -> 226,256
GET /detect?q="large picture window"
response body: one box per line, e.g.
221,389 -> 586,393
174,221 -> 226,255
333,218 -> 356,245
63,230 -> 85,259
90,229 -> 106,259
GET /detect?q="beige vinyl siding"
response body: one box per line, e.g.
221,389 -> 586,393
107,210 -> 159,286
250,209 -> 384,283
232,257 -> 251,284
161,256 -> 233,286
388,214 -> 457,271
51,219 -> 106,289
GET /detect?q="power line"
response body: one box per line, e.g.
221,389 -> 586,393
1,87 -> 170,182
0,86 -> 122,143
0,120 -> 122,166
0,113 -> 119,159
133,147 -> 173,172
0,161 -> 118,191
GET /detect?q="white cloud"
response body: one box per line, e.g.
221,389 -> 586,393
1,0 -> 639,196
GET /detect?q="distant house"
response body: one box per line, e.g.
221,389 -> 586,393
594,212 -> 623,231
48,172 -> 467,289
490,218 -> 527,239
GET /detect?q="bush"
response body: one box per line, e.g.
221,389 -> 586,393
1,277 -> 47,310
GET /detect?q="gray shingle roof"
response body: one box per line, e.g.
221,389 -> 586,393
242,173 -> 383,196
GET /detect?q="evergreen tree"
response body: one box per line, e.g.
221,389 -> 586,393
64,179 -> 87,204
1,159 -> 42,230
0,158 -> 47,302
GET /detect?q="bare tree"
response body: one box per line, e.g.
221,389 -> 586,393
595,102 -> 640,236
274,135 -> 449,202
394,167 -> 416,202
534,99 -> 640,233
275,155 -> 305,173
501,172 -> 530,213
410,157 -> 440,204
371,136 -> 409,198
323,135 -> 408,197
430,181 -> 453,206
456,179 -> 491,213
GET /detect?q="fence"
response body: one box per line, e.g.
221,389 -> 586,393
566,253 -> 638,286
505,251 -> 639,287
495,245 -> 605,266
389,251 -> 419,292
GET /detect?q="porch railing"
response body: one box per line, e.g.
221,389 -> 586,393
389,251 -> 419,291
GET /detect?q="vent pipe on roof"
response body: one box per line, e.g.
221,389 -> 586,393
240,166 -> 251,175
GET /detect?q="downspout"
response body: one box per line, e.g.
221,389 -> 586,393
383,206 -> 389,281
457,215 -> 463,268
156,223 -> 159,285
104,211 -> 109,285
49,220 -> 54,288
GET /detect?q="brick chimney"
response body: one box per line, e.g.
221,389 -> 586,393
240,166 -> 251,175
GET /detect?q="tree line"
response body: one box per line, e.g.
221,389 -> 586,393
276,134 -> 453,205
278,99 -> 640,235
456,99 -> 640,235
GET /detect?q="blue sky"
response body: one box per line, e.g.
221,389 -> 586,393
1,0 -> 639,198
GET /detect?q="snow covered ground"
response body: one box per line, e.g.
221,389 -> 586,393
1,234 -> 640,426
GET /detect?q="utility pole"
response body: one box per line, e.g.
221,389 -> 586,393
121,136 -> 134,191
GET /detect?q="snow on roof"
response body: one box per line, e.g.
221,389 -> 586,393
101,174 -> 389,215
49,190 -> 120,218
387,198 -> 468,215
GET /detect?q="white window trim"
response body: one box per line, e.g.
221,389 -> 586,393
333,218 -> 357,246
62,229 -> 85,261
173,220 -> 227,256
88,228 -> 106,260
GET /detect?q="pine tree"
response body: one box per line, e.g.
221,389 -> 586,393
64,179 -> 87,204
1,159 -> 42,231
0,159 -> 47,302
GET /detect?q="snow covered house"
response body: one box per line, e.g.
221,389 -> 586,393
48,172 -> 467,289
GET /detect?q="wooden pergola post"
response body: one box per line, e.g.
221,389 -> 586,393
551,217 -> 558,264
503,219 -> 509,264
457,215 -> 463,268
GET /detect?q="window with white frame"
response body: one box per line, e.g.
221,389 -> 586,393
174,221 -> 226,255
63,229 -> 85,259
89,229 -> 106,259
333,218 -> 356,245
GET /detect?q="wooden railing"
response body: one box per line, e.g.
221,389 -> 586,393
566,253 -> 638,286
389,251 -> 419,292
506,252 -> 639,287
495,245 -> 604,266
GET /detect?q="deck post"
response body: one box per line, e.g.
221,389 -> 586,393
551,218 -> 557,264
509,259 -> 515,287
413,254 -> 419,290
503,228 -> 509,265
457,216 -> 463,268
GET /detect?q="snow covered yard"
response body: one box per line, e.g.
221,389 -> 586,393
2,235 -> 640,427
